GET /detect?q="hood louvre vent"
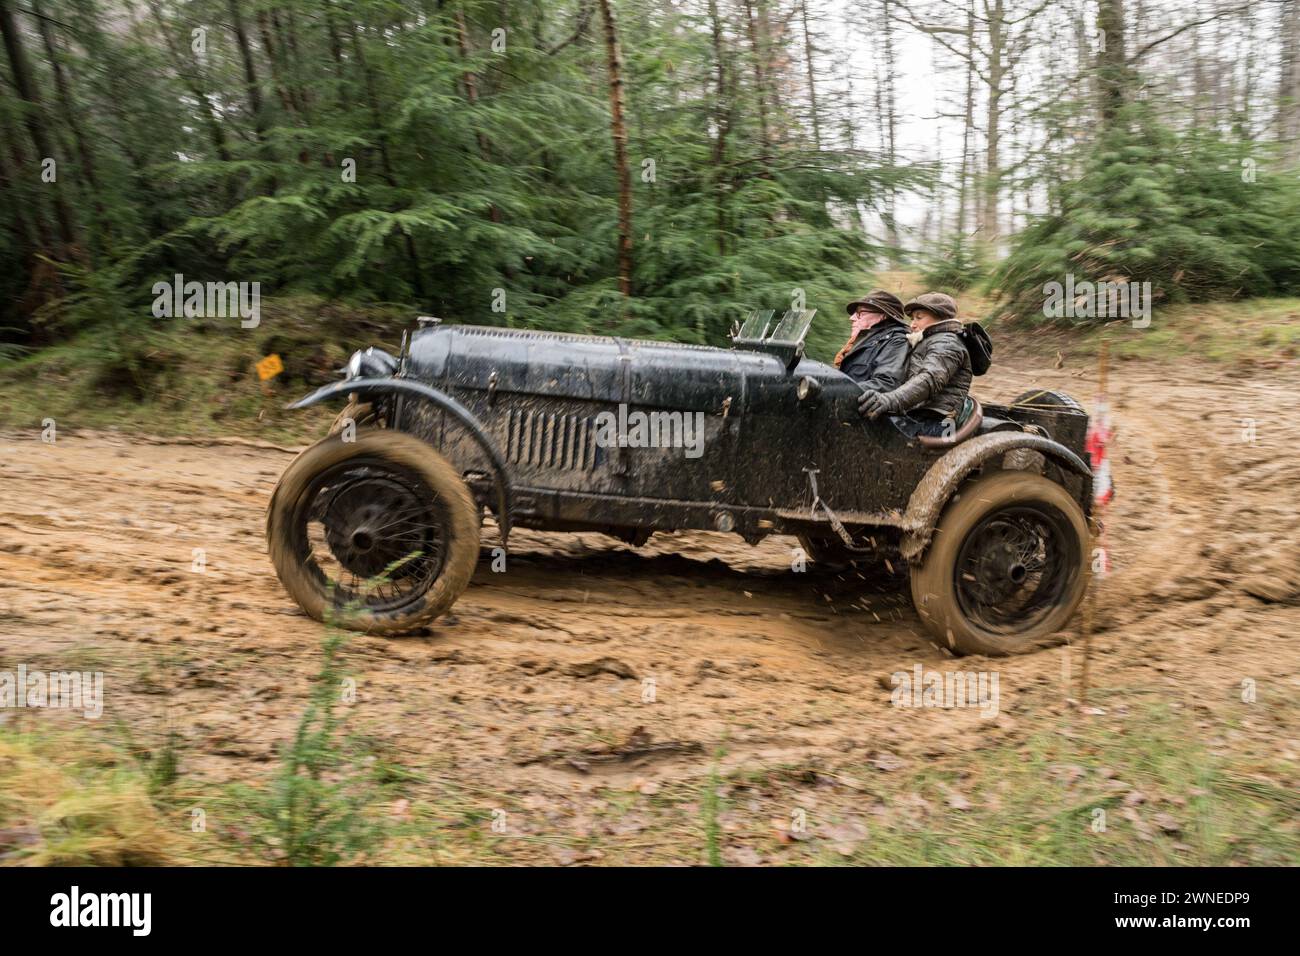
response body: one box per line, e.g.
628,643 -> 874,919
505,408 -> 596,471
459,326 -> 615,345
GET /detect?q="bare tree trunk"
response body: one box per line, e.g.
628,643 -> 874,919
881,0 -> 900,262
1074,2 -> 1091,132
956,5 -> 975,238
0,0 -> 80,255
1,112 -> 47,252
743,0 -> 773,158
599,0 -> 634,299
276,10 -> 312,118
1239,1 -> 1257,133
227,0 -> 269,144
34,0 -> 106,256
323,0 -> 346,67
0,108 -> 62,326
1281,0 -> 1300,165
708,0 -> 731,256
979,0 -> 1005,248
257,10 -> 302,124
35,0 -> 99,193
1212,3 -> 1229,125
799,0 -> 822,151
1097,0 -> 1129,126
0,164 -> 37,251
1191,0 -> 1208,124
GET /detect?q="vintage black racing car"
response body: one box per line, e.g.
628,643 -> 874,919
267,310 -> 1094,655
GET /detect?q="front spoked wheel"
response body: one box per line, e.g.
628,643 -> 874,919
910,470 -> 1089,655
267,430 -> 480,633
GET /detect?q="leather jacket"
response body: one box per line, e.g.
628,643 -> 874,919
880,319 -> 971,419
838,318 -> 910,393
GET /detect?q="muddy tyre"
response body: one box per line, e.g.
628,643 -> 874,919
910,470 -> 1089,655
267,430 -> 480,633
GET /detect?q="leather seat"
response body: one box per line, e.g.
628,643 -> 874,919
918,397 -> 983,449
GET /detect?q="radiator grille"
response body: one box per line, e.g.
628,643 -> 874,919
504,408 -> 597,471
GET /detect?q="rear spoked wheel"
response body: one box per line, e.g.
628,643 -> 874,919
910,470 -> 1089,655
267,431 -> 480,633
954,506 -> 1074,633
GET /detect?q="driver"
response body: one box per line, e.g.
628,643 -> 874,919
833,290 -> 910,393
857,292 -> 971,439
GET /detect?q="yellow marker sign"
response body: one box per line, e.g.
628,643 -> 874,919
256,354 -> 284,381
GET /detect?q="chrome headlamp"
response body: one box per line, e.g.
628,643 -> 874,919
344,350 -> 364,381
341,347 -> 398,382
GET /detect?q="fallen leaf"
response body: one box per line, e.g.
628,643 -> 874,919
872,751 -> 904,772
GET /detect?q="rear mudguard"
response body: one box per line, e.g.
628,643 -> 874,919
899,432 -> 1093,563
288,377 -> 513,544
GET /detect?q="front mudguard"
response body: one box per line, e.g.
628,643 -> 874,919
288,377 -> 513,545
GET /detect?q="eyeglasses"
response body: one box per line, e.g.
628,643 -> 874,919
853,308 -> 883,318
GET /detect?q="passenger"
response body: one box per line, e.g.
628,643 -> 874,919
833,290 -> 910,393
857,292 -> 972,440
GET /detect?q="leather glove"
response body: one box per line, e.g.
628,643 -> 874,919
858,389 -> 894,420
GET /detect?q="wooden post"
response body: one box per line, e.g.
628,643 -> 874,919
1079,341 -> 1108,706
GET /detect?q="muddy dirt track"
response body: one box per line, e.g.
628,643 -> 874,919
2,355 -> 1298,863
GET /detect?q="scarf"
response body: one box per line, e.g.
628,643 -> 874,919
832,313 -> 877,369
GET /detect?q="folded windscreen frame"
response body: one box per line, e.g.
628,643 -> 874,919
731,308 -> 816,370
770,309 -> 816,346
733,309 -> 776,344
